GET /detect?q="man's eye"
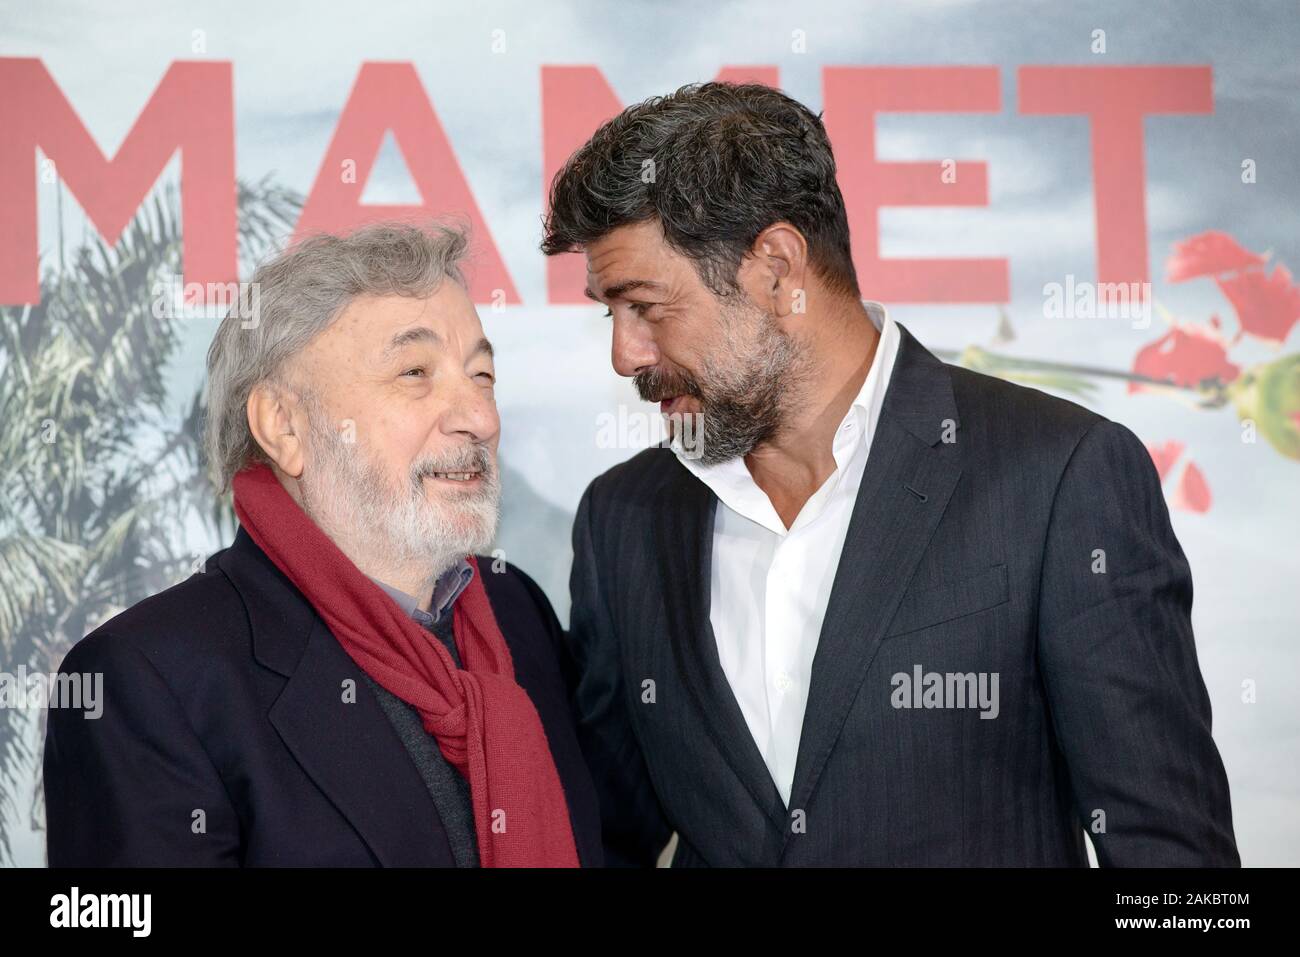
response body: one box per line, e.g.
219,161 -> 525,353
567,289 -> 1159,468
475,371 -> 496,384
602,303 -> 651,318
402,367 -> 426,377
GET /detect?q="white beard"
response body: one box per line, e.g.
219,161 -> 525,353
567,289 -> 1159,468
296,401 -> 500,585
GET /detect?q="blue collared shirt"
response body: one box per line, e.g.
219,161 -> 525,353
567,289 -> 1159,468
369,558 -> 474,632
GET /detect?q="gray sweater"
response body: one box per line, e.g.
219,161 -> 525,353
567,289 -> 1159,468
360,567 -> 480,867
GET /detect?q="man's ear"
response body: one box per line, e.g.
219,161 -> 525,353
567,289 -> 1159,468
247,381 -> 306,479
742,222 -> 810,319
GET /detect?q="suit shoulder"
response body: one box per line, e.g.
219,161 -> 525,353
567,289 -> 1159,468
947,362 -> 1107,459
948,362 -> 1103,434
65,563 -> 251,676
475,556 -> 555,620
584,445 -> 681,510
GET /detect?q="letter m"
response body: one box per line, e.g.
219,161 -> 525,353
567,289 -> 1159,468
0,58 -> 236,304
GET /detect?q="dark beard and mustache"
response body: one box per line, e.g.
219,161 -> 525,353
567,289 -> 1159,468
634,305 -> 807,466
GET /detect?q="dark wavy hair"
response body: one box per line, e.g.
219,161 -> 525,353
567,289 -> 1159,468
540,81 -> 860,299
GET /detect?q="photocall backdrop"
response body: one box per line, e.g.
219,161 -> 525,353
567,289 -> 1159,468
0,0 -> 1296,867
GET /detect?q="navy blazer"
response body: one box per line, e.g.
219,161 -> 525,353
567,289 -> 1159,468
44,526 -> 603,867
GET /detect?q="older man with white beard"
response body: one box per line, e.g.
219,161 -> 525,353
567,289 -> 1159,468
43,223 -> 602,868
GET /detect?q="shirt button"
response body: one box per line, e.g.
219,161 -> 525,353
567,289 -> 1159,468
774,671 -> 793,694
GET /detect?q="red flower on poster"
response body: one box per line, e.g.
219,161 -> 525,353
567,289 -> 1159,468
1170,461 -> 1212,514
1165,230 -> 1266,284
1216,265 -> 1300,345
1146,440 -> 1185,482
1129,319 -> 1241,394
1144,441 -> 1211,514
935,231 -> 1300,463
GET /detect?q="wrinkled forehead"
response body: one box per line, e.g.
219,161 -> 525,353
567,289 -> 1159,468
583,222 -> 690,298
323,287 -> 486,356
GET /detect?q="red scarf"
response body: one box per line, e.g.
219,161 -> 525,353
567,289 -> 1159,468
232,463 -> 579,867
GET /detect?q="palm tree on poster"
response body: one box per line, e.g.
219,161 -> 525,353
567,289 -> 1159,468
0,178 -> 301,864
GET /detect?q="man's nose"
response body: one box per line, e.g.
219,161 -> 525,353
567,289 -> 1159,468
611,314 -> 659,378
440,374 -> 500,443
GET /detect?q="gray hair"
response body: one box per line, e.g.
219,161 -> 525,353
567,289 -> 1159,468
203,220 -> 471,492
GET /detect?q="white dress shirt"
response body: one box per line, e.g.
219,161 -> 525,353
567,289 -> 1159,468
671,302 -> 900,806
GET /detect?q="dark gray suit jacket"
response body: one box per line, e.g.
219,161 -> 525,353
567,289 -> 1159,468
567,322 -> 1239,867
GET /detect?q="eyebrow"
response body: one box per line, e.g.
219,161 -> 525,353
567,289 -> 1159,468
583,279 -> 666,302
384,326 -> 441,356
383,326 -> 494,360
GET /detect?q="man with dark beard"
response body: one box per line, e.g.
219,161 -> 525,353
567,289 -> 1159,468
541,82 -> 1238,867
43,222 -> 601,867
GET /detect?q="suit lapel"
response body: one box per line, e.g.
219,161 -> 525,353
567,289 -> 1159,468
266,618 -> 456,866
653,466 -> 789,834
219,528 -> 455,866
783,324 -> 964,831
